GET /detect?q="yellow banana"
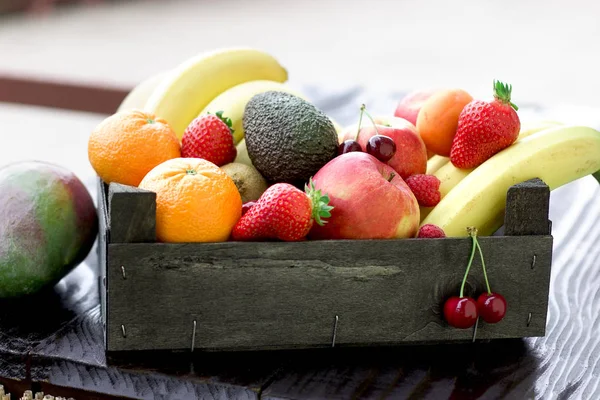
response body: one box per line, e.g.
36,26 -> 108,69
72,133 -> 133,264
422,125 -> 600,237
426,155 -> 449,175
144,48 -> 288,140
234,139 -> 253,167
199,80 -> 304,145
420,120 -> 565,221
118,71 -> 168,112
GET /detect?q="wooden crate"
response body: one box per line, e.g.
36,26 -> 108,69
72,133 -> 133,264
97,177 -> 553,354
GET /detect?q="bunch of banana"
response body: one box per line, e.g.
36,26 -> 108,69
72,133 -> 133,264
421,124 -> 600,237
118,47 -> 342,145
420,120 -> 565,221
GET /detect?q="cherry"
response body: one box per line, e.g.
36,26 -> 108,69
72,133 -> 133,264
242,201 -> 256,216
477,292 -> 507,323
367,135 -> 396,162
444,296 -> 479,329
339,140 -> 362,155
473,234 -> 507,324
443,226 -> 479,328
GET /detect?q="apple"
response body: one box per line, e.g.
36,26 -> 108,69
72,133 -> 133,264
308,152 -> 420,240
394,89 -> 438,126
342,116 -> 427,180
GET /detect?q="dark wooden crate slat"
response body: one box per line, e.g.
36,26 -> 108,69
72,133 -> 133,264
108,183 -> 156,243
504,177 -> 551,236
105,236 -> 552,352
98,178 -> 109,352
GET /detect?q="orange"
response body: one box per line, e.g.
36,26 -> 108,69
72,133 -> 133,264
416,89 -> 473,157
88,109 -> 181,187
138,158 -> 242,243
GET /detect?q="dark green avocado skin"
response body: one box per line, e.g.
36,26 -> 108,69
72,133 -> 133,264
243,91 -> 339,185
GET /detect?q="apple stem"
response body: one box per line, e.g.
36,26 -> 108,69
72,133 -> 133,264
361,105 -> 381,136
354,105 -> 365,141
387,172 -> 396,182
475,236 -> 492,294
459,227 -> 478,298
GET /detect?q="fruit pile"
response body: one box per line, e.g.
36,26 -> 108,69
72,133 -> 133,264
88,47 -> 600,245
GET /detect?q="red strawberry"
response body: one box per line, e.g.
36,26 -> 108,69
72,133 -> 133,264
232,179 -> 333,242
450,80 -> 520,169
406,174 -> 441,207
417,224 -> 446,238
181,111 -> 236,166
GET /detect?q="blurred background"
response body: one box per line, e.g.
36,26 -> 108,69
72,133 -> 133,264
1,0 -> 600,177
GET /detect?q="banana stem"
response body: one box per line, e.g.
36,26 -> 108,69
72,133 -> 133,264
459,232 -> 478,298
354,105 -> 365,141
475,237 -> 492,294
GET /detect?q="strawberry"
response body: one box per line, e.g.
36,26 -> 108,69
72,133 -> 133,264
406,174 -> 441,207
232,179 -> 333,242
181,111 -> 236,166
417,224 -> 446,238
450,80 -> 520,169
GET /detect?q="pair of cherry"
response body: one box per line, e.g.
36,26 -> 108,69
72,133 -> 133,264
443,227 -> 507,329
339,104 -> 397,163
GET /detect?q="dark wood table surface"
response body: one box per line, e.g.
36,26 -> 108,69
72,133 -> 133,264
0,80 -> 599,399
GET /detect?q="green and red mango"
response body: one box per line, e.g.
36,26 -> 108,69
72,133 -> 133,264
0,161 -> 98,298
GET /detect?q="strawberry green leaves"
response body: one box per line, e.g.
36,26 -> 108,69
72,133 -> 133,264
213,110 -> 235,135
305,178 -> 334,226
493,80 -> 519,111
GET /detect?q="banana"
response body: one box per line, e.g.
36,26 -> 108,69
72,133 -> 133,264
426,155 -> 449,175
419,120 -> 565,222
330,118 -> 343,135
234,139 -> 253,167
118,71 -> 168,112
199,80 -> 304,144
144,47 -> 288,140
421,125 -> 600,237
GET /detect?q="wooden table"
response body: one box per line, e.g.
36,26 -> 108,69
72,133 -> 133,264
1,77 -> 600,399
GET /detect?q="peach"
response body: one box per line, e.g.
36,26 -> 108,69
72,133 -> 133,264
394,89 -> 438,126
342,116 -> 427,179
416,89 -> 473,157
308,152 -> 420,240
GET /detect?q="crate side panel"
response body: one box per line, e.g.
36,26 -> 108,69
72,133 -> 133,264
97,178 -> 109,349
106,236 -> 552,352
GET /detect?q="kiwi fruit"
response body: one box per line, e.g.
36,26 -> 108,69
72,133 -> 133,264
221,162 -> 268,203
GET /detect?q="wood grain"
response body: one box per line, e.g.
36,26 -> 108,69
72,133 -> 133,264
505,178 -> 551,236
104,235 -> 552,353
107,183 -> 156,244
31,357 -> 260,400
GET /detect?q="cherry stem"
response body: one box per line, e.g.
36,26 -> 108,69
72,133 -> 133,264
354,105 -> 365,141
459,230 -> 478,298
474,237 -> 492,294
361,104 -> 381,136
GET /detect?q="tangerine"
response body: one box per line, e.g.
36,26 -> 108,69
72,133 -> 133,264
139,158 -> 242,243
88,110 -> 181,187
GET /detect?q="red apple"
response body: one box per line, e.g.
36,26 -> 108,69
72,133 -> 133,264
342,116 -> 427,180
394,89 -> 438,126
308,152 -> 420,240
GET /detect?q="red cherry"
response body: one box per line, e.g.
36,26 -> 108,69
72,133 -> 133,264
443,296 -> 479,329
477,292 -> 507,323
242,201 -> 256,216
366,135 -> 396,162
339,140 -> 362,155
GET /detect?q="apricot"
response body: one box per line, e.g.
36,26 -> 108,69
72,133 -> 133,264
416,89 -> 473,157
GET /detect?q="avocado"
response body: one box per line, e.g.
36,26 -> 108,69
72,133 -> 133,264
243,91 -> 339,184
